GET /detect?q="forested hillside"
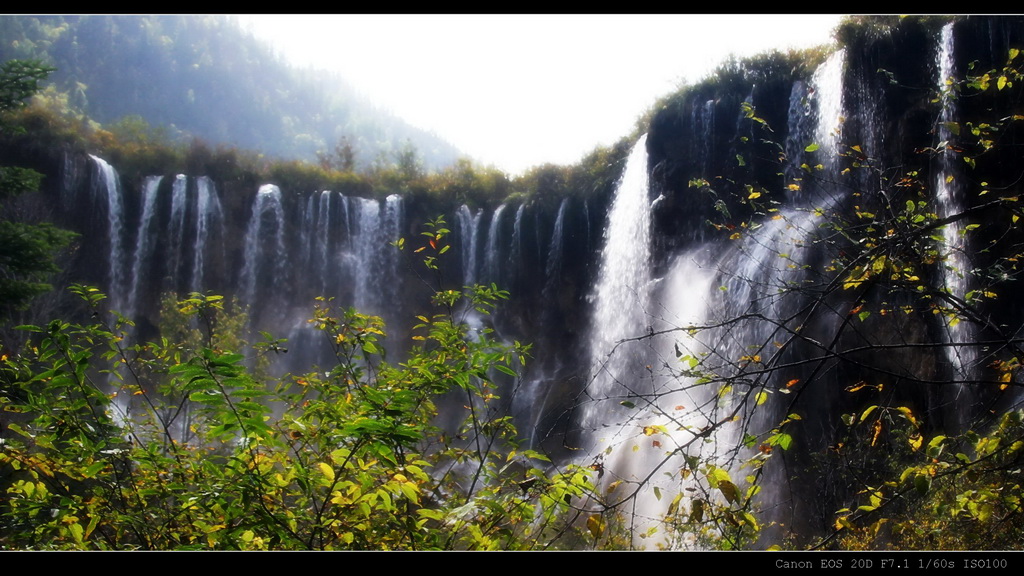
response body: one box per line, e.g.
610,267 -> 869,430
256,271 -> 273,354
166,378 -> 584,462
0,15 -> 462,170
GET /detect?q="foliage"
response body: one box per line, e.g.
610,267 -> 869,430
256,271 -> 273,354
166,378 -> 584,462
421,157 -> 510,209
0,59 -> 52,117
818,43 -> 1024,551
0,220 -> 595,550
0,59 -> 76,317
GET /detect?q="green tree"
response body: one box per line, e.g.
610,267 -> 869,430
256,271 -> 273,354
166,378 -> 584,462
0,220 -> 594,550
0,59 -> 75,318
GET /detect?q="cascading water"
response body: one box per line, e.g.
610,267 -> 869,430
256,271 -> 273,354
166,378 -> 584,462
126,176 -> 163,322
191,176 -> 223,296
300,190 -> 336,297
509,204 -> 525,286
934,23 -> 975,382
457,204 -> 483,287
89,155 -> 128,315
314,190 -> 334,296
582,134 -> 654,432
574,49 -> 851,548
351,194 -> 403,320
483,203 -> 507,286
240,184 -> 286,317
811,50 -> 846,189
167,175 -> 189,290
542,198 -> 569,306
694,98 -> 715,175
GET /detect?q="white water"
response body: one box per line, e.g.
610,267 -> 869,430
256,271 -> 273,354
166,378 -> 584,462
314,190 -> 333,296
351,194 -> 403,318
126,176 -> 163,321
483,203 -> 507,286
509,204 -> 525,283
934,23 -> 975,381
240,184 -> 286,308
578,50 -> 852,548
585,134 -> 654,434
167,175 -> 188,288
458,204 -> 483,287
89,155 -> 127,315
192,176 -> 223,295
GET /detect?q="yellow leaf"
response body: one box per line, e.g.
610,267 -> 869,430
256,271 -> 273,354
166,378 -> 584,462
909,433 -> 923,451
318,462 -> 335,483
643,425 -> 667,436
587,514 -> 605,539
871,419 -> 884,447
896,406 -> 918,427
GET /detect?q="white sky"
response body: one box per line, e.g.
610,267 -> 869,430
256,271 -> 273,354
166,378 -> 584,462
239,14 -> 845,175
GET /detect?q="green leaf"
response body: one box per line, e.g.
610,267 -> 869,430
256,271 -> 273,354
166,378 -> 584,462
82,462 -> 106,478
914,474 -> 931,495
774,433 -> 793,451
494,364 -> 517,377
804,143 -> 820,152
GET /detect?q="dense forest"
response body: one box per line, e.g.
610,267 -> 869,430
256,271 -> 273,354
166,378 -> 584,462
2,15 -> 1024,552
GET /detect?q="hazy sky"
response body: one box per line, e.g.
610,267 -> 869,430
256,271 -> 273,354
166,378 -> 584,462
240,14 -> 845,175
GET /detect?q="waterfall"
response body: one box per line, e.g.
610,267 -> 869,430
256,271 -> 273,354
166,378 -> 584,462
240,184 -> 286,311
126,176 -> 163,321
542,198 -> 569,305
315,191 -> 334,296
694,98 -> 715,175
811,50 -> 847,198
191,177 -> 223,295
457,204 -> 483,287
483,203 -> 507,286
509,204 -> 525,283
351,197 -> 380,314
783,80 -> 814,197
167,175 -> 189,291
89,155 -> 127,314
382,194 -> 403,311
300,193 -> 315,275
583,134 -> 653,430
575,49 -> 852,548
299,190 -> 335,297
934,23 -> 975,381
351,195 -> 403,318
